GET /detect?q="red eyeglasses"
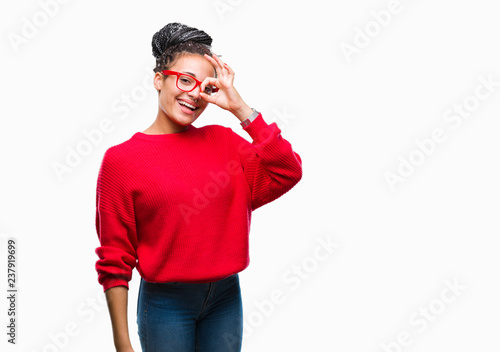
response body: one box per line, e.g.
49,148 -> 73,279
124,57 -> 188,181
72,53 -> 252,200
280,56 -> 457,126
162,70 -> 219,95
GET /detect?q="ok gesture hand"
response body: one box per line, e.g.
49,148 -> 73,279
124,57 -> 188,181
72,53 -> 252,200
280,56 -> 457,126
200,54 -> 252,122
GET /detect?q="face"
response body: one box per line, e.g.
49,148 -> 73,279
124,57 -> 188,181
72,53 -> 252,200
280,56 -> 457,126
154,53 -> 215,131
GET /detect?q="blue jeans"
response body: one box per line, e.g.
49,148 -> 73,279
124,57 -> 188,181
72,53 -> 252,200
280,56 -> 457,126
136,274 -> 243,352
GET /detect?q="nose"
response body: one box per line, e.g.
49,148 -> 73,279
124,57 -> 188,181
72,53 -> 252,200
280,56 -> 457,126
188,84 -> 202,100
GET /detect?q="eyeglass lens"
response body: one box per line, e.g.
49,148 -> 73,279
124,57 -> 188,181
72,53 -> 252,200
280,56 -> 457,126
178,75 -> 214,95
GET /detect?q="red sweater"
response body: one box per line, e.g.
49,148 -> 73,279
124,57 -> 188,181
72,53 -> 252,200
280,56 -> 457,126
94,113 -> 302,292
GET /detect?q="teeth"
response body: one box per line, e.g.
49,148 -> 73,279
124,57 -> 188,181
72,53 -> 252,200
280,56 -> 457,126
179,100 -> 196,110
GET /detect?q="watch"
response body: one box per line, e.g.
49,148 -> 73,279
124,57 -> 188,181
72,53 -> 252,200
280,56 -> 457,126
240,108 -> 259,128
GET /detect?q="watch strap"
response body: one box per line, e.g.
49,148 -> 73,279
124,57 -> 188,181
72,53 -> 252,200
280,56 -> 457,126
240,108 -> 259,128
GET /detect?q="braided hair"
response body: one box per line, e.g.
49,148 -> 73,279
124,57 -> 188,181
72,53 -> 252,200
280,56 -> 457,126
152,23 -> 214,74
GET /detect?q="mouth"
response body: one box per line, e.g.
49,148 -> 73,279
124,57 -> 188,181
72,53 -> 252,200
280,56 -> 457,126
177,99 -> 199,114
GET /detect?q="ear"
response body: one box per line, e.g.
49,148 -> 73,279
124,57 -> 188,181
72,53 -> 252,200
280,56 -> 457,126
153,72 -> 164,91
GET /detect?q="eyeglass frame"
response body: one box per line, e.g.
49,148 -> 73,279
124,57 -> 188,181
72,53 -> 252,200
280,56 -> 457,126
162,70 -> 219,95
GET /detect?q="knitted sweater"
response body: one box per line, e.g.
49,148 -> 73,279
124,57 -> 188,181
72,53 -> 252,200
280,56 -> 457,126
94,113 -> 302,292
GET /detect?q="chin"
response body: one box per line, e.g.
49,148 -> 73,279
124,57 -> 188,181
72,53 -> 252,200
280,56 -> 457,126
164,105 -> 204,127
174,114 -> 198,126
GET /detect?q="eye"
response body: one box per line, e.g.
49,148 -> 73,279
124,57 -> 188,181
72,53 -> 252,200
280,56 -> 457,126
204,86 -> 213,94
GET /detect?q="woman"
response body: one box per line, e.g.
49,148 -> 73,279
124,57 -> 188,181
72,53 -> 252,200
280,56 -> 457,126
94,22 -> 302,352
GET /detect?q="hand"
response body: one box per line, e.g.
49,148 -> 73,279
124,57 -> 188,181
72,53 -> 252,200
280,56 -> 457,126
200,54 -> 253,121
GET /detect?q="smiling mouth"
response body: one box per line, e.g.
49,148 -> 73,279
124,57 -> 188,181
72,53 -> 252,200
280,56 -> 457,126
178,100 -> 198,111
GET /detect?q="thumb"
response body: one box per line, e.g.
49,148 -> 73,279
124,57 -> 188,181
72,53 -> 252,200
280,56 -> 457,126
200,92 -> 216,104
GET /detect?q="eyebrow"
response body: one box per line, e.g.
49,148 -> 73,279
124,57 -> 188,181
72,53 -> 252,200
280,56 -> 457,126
182,71 -> 197,78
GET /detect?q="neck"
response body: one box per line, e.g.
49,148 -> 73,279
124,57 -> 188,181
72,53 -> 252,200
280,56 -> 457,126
143,111 -> 190,134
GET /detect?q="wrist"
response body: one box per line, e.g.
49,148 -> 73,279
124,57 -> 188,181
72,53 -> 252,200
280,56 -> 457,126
240,108 -> 260,128
115,340 -> 133,351
232,104 -> 253,122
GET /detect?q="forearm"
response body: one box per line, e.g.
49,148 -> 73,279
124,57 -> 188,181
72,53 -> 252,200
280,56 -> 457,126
231,102 -> 253,123
105,285 -> 133,350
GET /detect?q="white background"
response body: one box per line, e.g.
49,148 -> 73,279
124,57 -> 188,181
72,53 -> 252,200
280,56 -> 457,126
1,0 -> 499,351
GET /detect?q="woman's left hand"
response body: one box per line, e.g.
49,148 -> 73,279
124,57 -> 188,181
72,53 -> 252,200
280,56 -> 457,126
200,54 -> 252,121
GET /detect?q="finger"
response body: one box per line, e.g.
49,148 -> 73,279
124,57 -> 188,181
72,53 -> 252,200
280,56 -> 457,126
204,53 -> 217,65
212,53 -> 226,68
203,54 -> 219,77
204,54 -> 223,72
201,76 -> 218,93
210,54 -> 231,76
223,62 -> 234,75
200,92 -> 216,104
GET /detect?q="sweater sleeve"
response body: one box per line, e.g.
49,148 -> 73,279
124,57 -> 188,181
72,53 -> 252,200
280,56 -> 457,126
94,148 -> 138,292
231,113 -> 303,210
